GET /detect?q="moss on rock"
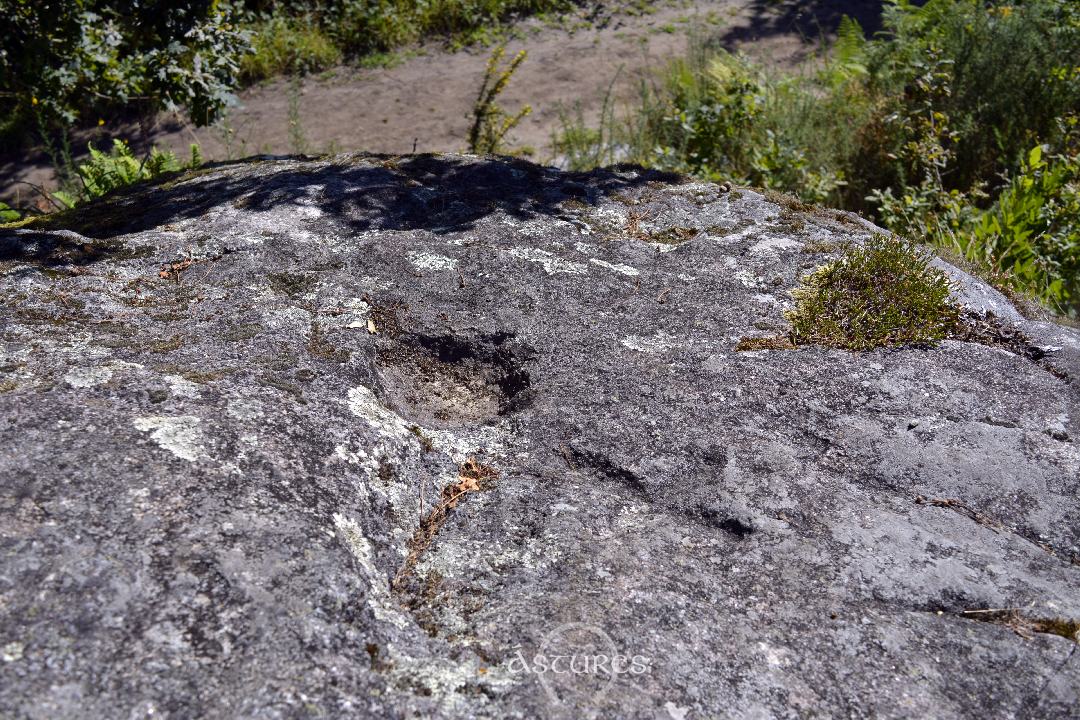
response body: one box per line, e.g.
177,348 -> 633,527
787,236 -> 961,350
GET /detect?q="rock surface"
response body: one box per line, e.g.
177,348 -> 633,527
1,154 -> 1079,719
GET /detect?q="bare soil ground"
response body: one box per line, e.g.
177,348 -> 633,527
1,0 -> 886,208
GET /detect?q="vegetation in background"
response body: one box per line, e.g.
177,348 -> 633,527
298,0 -> 572,56
964,142 -> 1080,308
1,0 -> 249,216
468,46 -> 531,154
2,0 -> 579,210
237,0 -> 575,85
786,236 -> 961,350
239,14 -> 341,83
1,0 -> 576,149
556,0 -> 1080,317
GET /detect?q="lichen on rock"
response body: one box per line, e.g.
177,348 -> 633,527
0,153 -> 1078,719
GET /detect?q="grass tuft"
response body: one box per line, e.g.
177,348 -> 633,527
786,236 -> 961,351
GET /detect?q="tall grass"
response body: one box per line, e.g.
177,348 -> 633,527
240,16 -> 342,84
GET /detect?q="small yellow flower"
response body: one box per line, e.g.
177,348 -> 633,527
31,97 -> 38,105
98,119 -> 105,126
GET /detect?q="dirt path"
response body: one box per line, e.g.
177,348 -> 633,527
2,0 -> 879,207
160,0 -> 807,161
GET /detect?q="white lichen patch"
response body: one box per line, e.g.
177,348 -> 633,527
333,443 -> 377,472
379,645 -> 521,712
407,251 -> 458,272
427,423 -> 512,465
648,242 -> 681,254
164,375 -> 200,399
749,236 -> 803,254
589,258 -> 641,277
266,306 -> 312,332
2,642 -> 24,663
751,294 -> 782,306
347,385 -> 411,440
1046,413 -> 1069,440
574,241 -> 599,254
64,366 -> 113,389
319,297 -> 370,329
226,398 -> 264,422
505,247 -> 587,275
712,226 -> 759,245
132,415 -> 208,461
331,513 -> 410,629
592,205 -> 626,221
621,332 -> 677,353
721,257 -> 767,290
419,533 -> 560,581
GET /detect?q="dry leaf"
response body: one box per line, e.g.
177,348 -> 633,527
367,318 -> 377,334
158,258 -> 194,280
392,457 -> 500,591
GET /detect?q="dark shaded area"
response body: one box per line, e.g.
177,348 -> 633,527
717,0 -> 907,48
410,331 -> 536,415
699,505 -> 756,537
0,229 -> 154,267
16,153 -> 683,241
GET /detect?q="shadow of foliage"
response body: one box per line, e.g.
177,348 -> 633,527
0,228 -> 154,267
716,0 -> 903,48
20,153 -> 684,242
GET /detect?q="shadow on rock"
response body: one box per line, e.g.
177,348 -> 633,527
27,153 -> 685,241
0,229 -> 154,267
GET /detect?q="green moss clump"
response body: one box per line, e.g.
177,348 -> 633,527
651,227 -> 699,245
787,236 -> 961,350
223,323 -> 263,342
307,321 -> 351,363
148,335 -> 185,353
268,271 -> 318,297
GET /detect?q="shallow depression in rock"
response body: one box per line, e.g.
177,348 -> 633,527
374,332 -> 532,429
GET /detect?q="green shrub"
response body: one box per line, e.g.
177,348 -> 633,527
554,40 -> 853,203
3,0 -> 578,149
866,0 -> 1080,193
786,236 -> 961,350
962,143 -> 1080,316
1,1 -> 252,136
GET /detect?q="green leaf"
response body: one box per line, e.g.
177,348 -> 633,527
0,202 -> 20,223
52,190 -> 78,209
1028,144 -> 1043,168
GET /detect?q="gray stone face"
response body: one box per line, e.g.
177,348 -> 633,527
1,154 -> 1078,720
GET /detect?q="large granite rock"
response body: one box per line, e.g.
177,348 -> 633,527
1,154 -> 1078,719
